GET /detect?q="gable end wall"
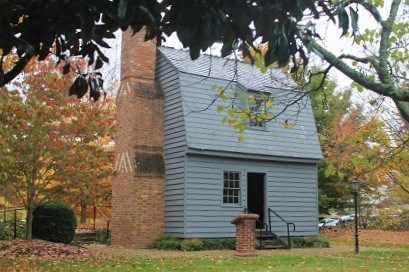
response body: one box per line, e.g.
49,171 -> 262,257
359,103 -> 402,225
156,52 -> 187,237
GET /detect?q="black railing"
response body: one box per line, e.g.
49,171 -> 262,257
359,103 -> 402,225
268,208 -> 295,249
244,208 -> 270,249
1,206 -> 26,239
93,205 -> 111,239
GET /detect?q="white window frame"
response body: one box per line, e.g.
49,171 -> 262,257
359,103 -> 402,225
247,91 -> 269,129
222,171 -> 241,205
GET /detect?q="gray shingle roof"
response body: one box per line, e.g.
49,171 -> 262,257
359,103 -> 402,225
158,47 -> 323,160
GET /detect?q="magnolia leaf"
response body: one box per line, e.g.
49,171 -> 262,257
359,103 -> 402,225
88,78 -> 100,101
337,4 -> 349,36
349,7 -> 359,36
62,61 -> 71,74
69,76 -> 88,99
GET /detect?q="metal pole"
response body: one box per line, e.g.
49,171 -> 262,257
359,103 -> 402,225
354,191 -> 359,253
14,209 -> 17,239
93,205 -> 96,230
287,224 -> 291,249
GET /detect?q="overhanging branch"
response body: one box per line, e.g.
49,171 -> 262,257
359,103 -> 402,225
308,40 -> 409,102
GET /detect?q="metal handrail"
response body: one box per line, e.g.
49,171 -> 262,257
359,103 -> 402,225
268,208 -> 296,249
244,208 -> 270,249
93,205 -> 111,239
2,206 -> 25,212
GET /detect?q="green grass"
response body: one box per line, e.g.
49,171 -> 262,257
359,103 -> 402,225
1,244 -> 408,272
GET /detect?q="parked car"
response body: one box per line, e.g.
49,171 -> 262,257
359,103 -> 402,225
340,215 -> 355,224
319,218 -> 340,227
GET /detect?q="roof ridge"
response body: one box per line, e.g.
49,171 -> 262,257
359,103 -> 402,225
159,46 -> 263,69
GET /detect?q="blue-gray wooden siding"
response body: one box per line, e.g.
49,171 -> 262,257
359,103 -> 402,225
159,46 -> 322,160
156,51 -> 187,235
157,48 -> 320,238
183,154 -> 318,238
178,72 -> 322,160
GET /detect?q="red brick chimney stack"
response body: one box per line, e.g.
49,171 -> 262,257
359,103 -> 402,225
111,29 -> 165,248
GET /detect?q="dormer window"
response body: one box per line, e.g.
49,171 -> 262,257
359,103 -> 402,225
249,96 -> 267,128
247,91 -> 271,129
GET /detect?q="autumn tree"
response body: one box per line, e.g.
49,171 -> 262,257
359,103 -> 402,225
53,100 -> 115,223
321,104 -> 397,212
0,57 -> 114,238
307,73 -> 352,214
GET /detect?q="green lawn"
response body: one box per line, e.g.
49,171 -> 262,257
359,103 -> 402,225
1,244 -> 408,272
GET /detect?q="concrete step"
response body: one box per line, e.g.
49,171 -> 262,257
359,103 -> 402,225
255,230 -> 278,240
74,230 -> 96,244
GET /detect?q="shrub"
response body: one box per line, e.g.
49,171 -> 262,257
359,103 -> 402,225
291,237 -> 330,248
152,235 -> 236,251
202,238 -> 236,250
32,201 -> 77,244
151,234 -> 182,250
181,239 -> 204,251
95,228 -> 111,245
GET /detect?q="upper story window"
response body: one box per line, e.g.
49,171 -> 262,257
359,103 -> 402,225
223,171 -> 240,204
249,96 -> 267,128
247,91 -> 271,129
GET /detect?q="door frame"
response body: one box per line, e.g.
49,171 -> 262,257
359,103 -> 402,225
247,172 -> 266,227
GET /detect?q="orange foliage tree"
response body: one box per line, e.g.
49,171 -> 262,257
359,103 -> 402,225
321,105 -> 396,213
0,56 -> 114,238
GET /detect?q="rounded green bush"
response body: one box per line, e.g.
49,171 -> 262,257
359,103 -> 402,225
32,201 -> 77,244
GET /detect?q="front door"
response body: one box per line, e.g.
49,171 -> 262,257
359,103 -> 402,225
247,172 -> 265,229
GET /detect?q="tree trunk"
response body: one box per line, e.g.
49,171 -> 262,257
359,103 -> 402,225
25,206 -> 33,240
80,199 -> 87,224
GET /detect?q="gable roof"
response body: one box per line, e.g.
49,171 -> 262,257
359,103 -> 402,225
158,47 -> 323,161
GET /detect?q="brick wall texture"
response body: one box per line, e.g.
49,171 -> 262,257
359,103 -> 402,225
111,29 -> 165,248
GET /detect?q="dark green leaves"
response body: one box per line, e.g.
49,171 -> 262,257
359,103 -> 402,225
69,76 -> 88,99
88,77 -> 101,101
0,0 -> 368,89
349,7 -> 359,36
68,74 -> 103,101
337,4 -> 349,37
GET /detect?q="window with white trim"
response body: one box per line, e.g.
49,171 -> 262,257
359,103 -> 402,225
249,96 -> 267,128
247,90 -> 272,129
223,171 -> 240,204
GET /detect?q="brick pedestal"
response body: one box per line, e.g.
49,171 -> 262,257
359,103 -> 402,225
231,214 -> 259,257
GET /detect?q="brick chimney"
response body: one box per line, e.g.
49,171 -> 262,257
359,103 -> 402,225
111,29 -> 165,247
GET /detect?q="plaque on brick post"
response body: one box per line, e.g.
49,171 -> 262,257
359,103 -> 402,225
231,213 -> 259,257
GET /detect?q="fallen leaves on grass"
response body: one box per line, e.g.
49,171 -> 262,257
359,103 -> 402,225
0,239 -> 92,259
320,228 -> 409,246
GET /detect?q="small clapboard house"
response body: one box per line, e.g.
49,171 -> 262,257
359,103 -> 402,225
156,46 -> 322,239
111,31 -> 322,247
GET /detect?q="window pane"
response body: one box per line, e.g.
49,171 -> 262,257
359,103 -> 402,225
223,171 -> 240,204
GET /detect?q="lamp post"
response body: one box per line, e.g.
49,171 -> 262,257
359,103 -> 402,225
352,180 -> 360,253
